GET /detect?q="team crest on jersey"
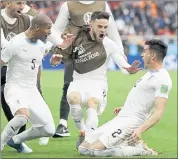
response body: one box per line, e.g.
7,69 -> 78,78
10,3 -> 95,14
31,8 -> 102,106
83,12 -> 92,25
6,32 -> 17,41
73,44 -> 86,55
160,84 -> 168,93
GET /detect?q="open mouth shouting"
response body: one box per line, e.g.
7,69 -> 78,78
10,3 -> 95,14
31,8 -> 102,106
16,10 -> 22,16
99,33 -> 105,41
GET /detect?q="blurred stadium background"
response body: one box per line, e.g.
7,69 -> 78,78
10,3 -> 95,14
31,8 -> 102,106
1,1 -> 177,158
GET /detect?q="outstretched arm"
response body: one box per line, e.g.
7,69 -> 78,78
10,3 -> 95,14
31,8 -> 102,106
111,49 -> 141,74
54,2 -> 69,33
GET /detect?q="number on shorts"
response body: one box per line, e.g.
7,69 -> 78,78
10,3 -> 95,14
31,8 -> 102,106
31,59 -> 36,70
112,129 -> 122,138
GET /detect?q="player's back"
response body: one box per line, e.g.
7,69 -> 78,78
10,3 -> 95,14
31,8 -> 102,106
119,69 -> 172,123
5,32 -> 45,88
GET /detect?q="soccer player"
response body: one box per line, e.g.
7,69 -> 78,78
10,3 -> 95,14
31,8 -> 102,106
50,11 -> 141,148
0,14 -> 63,153
53,1 -> 127,138
1,1 -> 63,149
78,39 -> 172,157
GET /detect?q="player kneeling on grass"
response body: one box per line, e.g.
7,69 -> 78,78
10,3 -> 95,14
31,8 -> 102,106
78,39 -> 172,157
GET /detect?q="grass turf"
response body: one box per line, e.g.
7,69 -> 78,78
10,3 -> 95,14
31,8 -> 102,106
1,70 -> 177,158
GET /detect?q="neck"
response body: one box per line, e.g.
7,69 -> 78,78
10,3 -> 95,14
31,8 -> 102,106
89,30 -> 95,41
25,29 -> 38,43
5,8 -> 14,18
149,62 -> 164,71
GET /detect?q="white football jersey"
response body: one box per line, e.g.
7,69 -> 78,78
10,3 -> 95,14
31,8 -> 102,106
1,32 -> 46,88
118,68 -> 172,124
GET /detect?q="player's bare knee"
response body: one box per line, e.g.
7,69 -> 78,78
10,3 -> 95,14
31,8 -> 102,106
67,92 -> 81,105
86,97 -> 100,110
15,108 -> 30,119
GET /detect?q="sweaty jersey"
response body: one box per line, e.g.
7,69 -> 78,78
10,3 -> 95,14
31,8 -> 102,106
1,32 -> 45,88
118,68 -> 172,124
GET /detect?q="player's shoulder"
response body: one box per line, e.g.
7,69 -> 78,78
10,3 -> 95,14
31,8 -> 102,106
102,36 -> 118,49
155,69 -> 172,85
8,32 -> 26,45
103,36 -> 117,46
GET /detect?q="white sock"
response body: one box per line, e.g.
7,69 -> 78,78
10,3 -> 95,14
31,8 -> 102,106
59,119 -> 67,128
85,108 -> 98,134
1,115 -> 28,145
70,104 -> 85,132
13,127 -> 41,144
92,146 -> 151,157
13,123 -> 55,144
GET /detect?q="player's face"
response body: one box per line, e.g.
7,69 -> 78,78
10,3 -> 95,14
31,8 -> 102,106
90,19 -> 109,42
37,23 -> 52,43
141,45 -> 154,69
7,1 -> 26,18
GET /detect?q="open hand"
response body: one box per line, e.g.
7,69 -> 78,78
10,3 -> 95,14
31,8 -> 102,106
128,128 -> 143,145
123,60 -> 142,74
50,54 -> 63,66
58,33 -> 76,49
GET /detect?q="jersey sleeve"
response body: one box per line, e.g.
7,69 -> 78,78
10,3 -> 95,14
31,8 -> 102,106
54,2 -> 69,32
1,39 -> 17,63
108,40 -> 130,74
105,2 -> 124,55
155,79 -> 172,99
1,28 -> 8,49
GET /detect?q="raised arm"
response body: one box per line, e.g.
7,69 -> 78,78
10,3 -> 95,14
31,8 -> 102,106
110,41 -> 141,74
54,2 -> 69,32
105,2 -> 125,57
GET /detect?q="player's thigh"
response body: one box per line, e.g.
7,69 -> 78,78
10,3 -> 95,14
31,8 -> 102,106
4,84 -> 29,115
85,116 -> 119,144
28,89 -> 54,127
85,82 -> 108,115
67,80 -> 84,104
98,117 -> 133,148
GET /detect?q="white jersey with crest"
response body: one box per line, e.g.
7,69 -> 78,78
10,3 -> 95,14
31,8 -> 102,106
118,68 -> 172,125
1,32 -> 46,88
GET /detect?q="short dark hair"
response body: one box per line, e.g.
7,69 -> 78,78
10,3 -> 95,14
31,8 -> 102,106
90,11 -> 110,21
145,39 -> 168,61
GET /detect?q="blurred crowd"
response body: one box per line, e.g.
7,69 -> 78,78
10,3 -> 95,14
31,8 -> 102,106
28,1 -> 177,36
109,1 -> 177,36
1,1 -> 177,55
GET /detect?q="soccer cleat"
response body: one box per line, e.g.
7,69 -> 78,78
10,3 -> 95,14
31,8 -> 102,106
7,139 -> 32,153
39,137 -> 49,146
53,124 -> 70,138
136,140 -> 158,156
76,131 -> 85,149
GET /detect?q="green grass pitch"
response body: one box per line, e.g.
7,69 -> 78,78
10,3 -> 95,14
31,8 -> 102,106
1,70 -> 177,158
